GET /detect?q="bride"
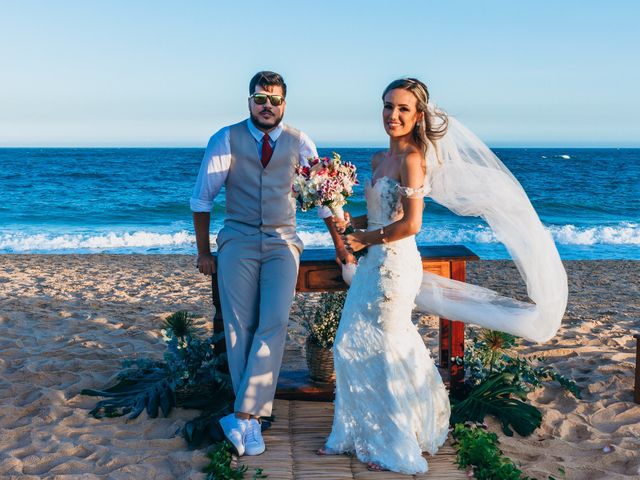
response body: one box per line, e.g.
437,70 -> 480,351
318,78 -> 567,474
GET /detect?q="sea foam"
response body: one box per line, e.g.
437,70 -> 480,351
0,230 -> 196,254
1,222 -> 637,254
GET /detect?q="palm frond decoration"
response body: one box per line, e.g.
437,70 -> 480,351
163,310 -> 198,341
475,329 -> 518,373
450,372 -> 542,437
81,361 -> 176,419
82,311 -> 236,447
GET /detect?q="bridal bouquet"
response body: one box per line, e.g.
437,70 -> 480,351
292,152 -> 363,274
291,152 -> 358,218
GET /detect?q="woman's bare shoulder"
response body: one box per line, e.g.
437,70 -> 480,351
371,150 -> 387,170
400,149 -> 426,187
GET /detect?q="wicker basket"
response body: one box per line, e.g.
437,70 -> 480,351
306,337 -> 335,383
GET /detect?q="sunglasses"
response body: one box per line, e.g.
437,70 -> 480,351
250,93 -> 285,106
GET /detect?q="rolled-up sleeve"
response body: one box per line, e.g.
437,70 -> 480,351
190,128 -> 231,212
299,131 -> 333,219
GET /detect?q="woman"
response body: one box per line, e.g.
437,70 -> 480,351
319,78 -> 567,474
318,78 -> 452,474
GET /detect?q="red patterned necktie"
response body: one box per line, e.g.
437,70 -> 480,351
261,133 -> 273,168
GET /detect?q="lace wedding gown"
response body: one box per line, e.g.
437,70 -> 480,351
324,176 -> 451,474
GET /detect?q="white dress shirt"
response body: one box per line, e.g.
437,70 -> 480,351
190,119 -> 331,219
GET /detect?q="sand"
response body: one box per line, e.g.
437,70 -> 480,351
0,255 -> 638,479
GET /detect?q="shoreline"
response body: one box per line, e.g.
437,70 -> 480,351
0,256 -> 638,478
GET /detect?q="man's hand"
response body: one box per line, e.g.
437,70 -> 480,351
196,252 -> 216,276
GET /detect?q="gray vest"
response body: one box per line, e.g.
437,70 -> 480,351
218,120 -> 303,252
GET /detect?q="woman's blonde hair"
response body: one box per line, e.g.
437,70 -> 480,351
382,78 -> 448,154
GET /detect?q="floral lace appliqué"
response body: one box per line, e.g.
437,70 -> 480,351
396,184 -> 427,199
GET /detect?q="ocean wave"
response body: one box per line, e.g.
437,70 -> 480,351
310,223 -> 640,247
419,223 -> 639,246
416,223 -> 639,246
0,222 -> 637,254
548,223 -> 639,245
0,230 -> 196,253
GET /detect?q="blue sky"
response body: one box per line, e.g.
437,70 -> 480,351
1,1 -> 639,147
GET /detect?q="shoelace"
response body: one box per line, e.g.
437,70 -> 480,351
245,422 -> 259,443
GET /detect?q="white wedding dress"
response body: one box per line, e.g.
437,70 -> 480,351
324,176 -> 451,474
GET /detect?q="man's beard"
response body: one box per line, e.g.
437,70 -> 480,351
250,110 -> 284,130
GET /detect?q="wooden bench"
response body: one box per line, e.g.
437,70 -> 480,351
211,245 -> 479,400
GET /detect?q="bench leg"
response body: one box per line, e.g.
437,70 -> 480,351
635,334 -> 640,404
439,261 -> 466,395
211,274 -> 225,353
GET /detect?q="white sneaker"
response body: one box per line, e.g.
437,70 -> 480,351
244,418 -> 266,456
219,413 -> 248,456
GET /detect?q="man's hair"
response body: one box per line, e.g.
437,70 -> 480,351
249,71 -> 287,97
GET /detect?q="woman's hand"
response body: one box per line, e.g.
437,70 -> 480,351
333,211 -> 352,234
335,246 -> 357,265
343,230 -> 369,253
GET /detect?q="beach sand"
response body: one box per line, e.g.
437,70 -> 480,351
0,255 -> 638,479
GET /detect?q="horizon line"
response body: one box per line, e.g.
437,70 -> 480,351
2,144 -> 640,149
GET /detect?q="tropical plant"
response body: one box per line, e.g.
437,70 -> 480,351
474,330 -> 518,374
201,441 -> 268,479
450,328 -> 581,437
300,291 -> 346,349
453,328 -> 581,400
82,311 -> 234,440
81,358 -> 177,419
450,372 -> 542,437
451,423 -> 533,480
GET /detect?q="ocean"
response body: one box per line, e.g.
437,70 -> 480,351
0,147 -> 638,259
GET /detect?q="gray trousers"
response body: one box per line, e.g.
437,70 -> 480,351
217,230 -> 300,417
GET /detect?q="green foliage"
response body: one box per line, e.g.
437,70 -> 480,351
81,360 -> 176,419
451,423 -> 533,480
82,311 -> 234,439
300,291 -> 346,349
454,328 -> 581,400
85,311 -> 273,477
202,441 -> 248,480
163,310 -> 198,343
451,373 -> 542,437
202,442 -> 268,480
450,328 -> 580,438
474,330 -> 518,374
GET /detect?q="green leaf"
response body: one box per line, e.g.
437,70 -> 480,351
159,388 -> 171,417
451,373 -> 542,437
452,423 -> 530,479
146,389 -> 160,418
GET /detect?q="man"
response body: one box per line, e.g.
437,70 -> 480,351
191,71 -> 353,456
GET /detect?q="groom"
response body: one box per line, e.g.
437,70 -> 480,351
191,71 -> 353,456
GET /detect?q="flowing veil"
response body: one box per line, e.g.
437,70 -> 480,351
342,110 -> 568,343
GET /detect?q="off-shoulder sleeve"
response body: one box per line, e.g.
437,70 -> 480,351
396,184 -> 427,198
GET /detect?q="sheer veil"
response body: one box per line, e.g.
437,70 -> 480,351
412,109 -> 567,343
341,107 -> 568,342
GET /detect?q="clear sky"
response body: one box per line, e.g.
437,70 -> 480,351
1,0 -> 639,147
